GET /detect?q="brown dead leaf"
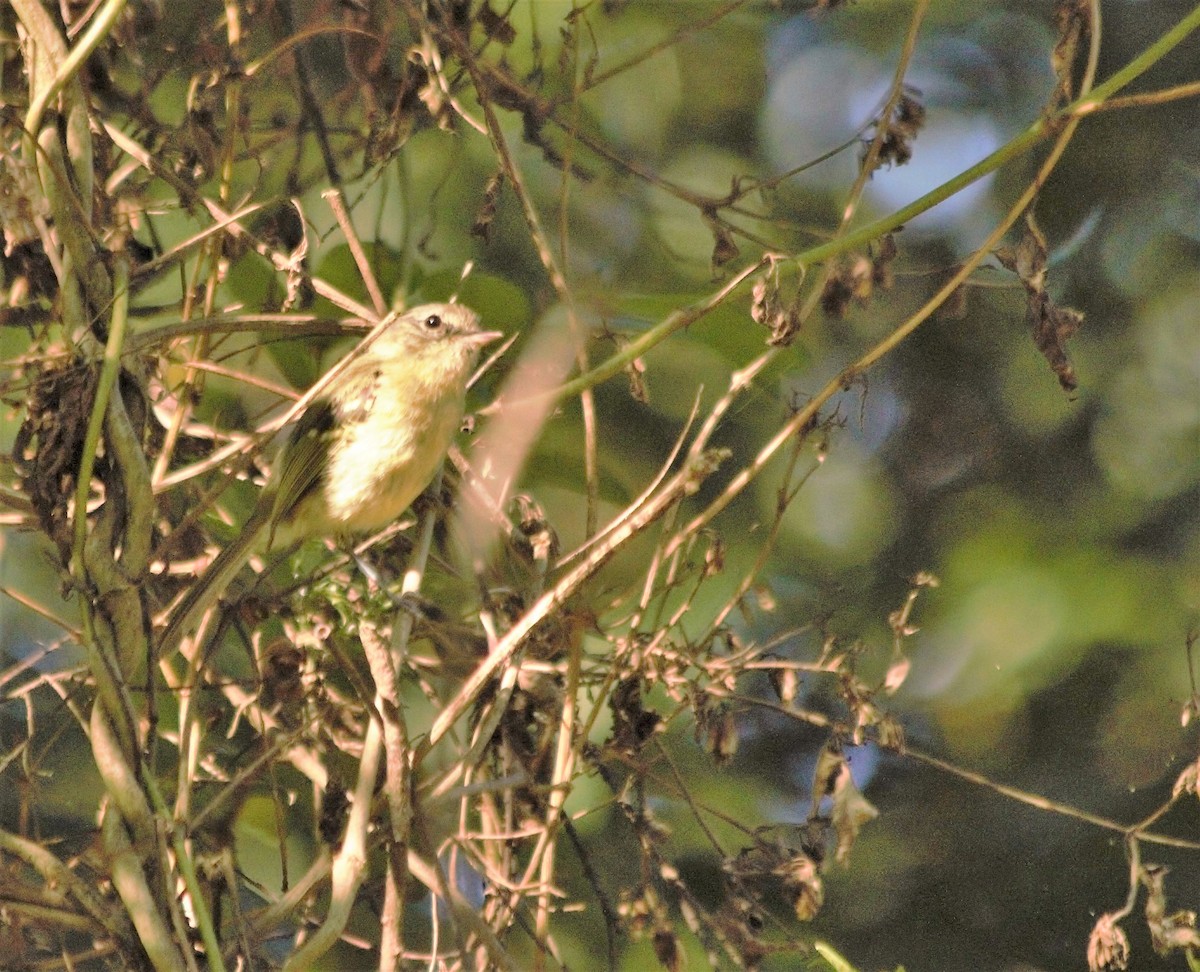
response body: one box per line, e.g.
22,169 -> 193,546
810,743 -> 845,817
709,219 -> 740,269
472,169 -> 505,241
12,358 -> 101,565
995,212 -> 1048,287
829,761 -> 879,864
478,4 -> 517,45
820,255 -> 873,319
1143,865 -> 1200,956
776,851 -> 824,921
652,927 -> 681,972
870,88 -> 926,170
751,263 -> 803,346
1052,0 -> 1093,107
627,354 -> 648,403
1031,295 -> 1084,392
1087,912 -> 1130,972
609,677 -> 662,756
751,274 -> 778,328
703,702 -> 739,765
995,211 -> 1085,393
871,233 -> 898,290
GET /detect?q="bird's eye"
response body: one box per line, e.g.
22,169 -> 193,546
423,314 -> 443,331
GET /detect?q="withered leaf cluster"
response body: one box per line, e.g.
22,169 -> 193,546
1052,0 -> 1094,109
995,212 -> 1085,393
751,261 -> 802,346
866,87 -> 926,172
819,234 -> 898,320
11,358 -> 100,564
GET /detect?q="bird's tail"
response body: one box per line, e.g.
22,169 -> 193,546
158,503 -> 271,651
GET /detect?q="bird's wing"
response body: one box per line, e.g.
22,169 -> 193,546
268,397 -> 337,529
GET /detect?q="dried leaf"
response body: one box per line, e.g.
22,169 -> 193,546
1052,1 -> 1093,107
775,851 -> 824,921
829,762 -> 879,864
875,713 -> 906,751
1172,757 -> 1200,799
1031,296 -> 1084,392
767,302 -> 803,346
478,4 -> 517,45
1143,865 -> 1200,956
259,638 -> 305,710
752,262 -> 804,346
703,704 -> 739,765
627,354 -> 648,403
820,255 -> 873,318
472,169 -> 505,241
318,777 -> 350,846
996,212 -> 1085,393
871,233 -> 898,290
810,743 -> 845,816
0,145 -> 45,256
12,358 -> 101,564
652,928 -> 681,972
1087,912 -> 1130,972
883,655 -> 911,694
1155,915 -> 1200,954
751,275 -> 776,326
709,220 -> 740,269
995,213 -> 1048,287
704,536 -> 725,576
865,86 -> 926,172
610,677 -> 661,755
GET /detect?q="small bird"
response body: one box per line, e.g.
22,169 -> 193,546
160,302 -> 501,648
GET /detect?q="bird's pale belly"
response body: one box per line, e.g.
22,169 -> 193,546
321,392 -> 463,534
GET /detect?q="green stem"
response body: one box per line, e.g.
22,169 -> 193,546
72,257 -> 131,629
23,0 -> 130,137
551,258 -> 767,404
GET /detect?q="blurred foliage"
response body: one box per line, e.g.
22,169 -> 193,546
0,1 -> 1199,971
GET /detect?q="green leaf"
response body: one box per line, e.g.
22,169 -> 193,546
313,241 -> 409,315
415,269 -> 529,333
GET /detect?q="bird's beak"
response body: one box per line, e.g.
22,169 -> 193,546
468,330 -> 505,349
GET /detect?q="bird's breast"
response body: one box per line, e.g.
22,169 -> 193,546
321,383 -> 466,534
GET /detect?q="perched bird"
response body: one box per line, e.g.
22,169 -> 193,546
160,302 -> 501,648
